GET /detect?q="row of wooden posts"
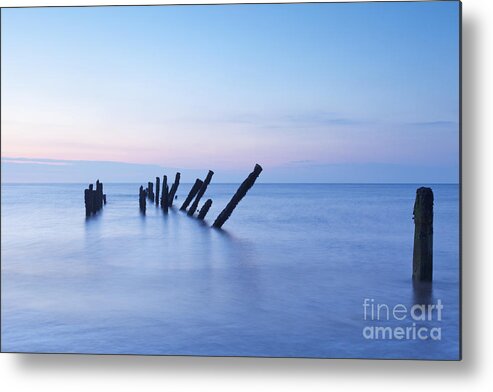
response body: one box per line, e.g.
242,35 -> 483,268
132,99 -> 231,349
84,172 -> 434,282
139,172 -> 181,213
84,180 -> 106,217
139,163 -> 263,229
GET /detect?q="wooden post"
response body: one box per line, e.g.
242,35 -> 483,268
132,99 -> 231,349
168,172 -> 181,206
100,181 -> 104,209
212,164 -> 262,229
162,175 -> 169,213
412,187 -> 433,282
180,179 -> 203,211
197,199 -> 213,220
95,180 -> 99,210
139,185 -> 146,212
188,170 -> 214,216
103,194 -> 107,205
160,175 -> 165,208
84,184 -> 93,217
91,183 -> 98,214
148,182 -> 154,202
155,177 -> 160,206
96,180 -> 103,211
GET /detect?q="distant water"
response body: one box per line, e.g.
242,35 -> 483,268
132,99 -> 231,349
1,183 -> 459,359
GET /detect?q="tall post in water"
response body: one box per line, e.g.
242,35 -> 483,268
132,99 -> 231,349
155,177 -> 160,206
180,179 -> 203,211
168,172 -> 181,206
188,170 -> 214,216
212,164 -> 263,229
197,199 -> 213,220
412,187 -> 434,282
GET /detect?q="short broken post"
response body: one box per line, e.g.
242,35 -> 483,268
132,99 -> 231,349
155,177 -> 160,206
90,183 -> 98,214
197,199 -> 213,220
168,172 -> 181,207
212,164 -> 263,229
96,180 -> 103,211
147,182 -> 154,202
412,187 -> 433,282
161,175 -> 169,213
188,170 -> 214,216
84,184 -> 94,217
180,179 -> 203,211
139,185 -> 146,213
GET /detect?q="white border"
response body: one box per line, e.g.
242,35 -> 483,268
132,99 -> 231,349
2,1 -> 493,391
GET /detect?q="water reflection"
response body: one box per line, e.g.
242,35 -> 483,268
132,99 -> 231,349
412,280 -> 433,305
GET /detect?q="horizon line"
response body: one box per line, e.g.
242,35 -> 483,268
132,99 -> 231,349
0,182 -> 460,185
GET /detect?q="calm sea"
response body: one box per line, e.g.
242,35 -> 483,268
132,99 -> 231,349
1,183 -> 460,359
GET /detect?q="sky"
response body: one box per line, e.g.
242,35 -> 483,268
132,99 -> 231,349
1,2 -> 460,183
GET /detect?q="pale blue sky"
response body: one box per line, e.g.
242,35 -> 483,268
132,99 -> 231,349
1,2 -> 460,183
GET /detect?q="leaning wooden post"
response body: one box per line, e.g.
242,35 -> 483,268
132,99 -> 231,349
155,177 -> 160,206
168,172 -> 181,206
180,179 -> 203,211
162,175 -> 169,213
197,199 -> 213,220
188,170 -> 214,216
212,164 -> 263,229
412,187 -> 433,282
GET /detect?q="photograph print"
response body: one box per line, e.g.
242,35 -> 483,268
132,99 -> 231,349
1,1 -> 461,360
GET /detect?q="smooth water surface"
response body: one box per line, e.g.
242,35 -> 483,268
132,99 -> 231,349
1,183 -> 460,359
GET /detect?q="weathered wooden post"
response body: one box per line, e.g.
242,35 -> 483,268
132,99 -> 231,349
148,182 -> 154,202
180,179 -> 203,211
160,175 -> 165,209
100,182 -> 104,209
155,177 -> 160,206
412,187 -> 434,282
95,180 -> 100,210
162,175 -> 169,213
96,180 -> 103,211
103,194 -> 107,205
188,170 -> 214,216
94,181 -> 99,212
168,172 -> 181,206
212,164 -> 263,229
197,199 -> 213,220
84,184 -> 93,217
91,183 -> 98,214
139,185 -> 146,213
